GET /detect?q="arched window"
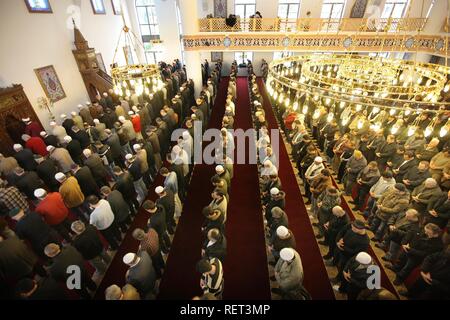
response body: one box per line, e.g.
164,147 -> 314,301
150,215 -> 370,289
135,0 -> 161,64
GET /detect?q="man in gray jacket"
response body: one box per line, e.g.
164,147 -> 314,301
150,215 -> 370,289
272,248 -> 304,299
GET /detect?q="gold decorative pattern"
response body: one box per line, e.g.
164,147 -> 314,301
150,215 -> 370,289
182,34 -> 449,56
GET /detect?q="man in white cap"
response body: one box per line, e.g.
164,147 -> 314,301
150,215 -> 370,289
13,144 -> 37,171
40,130 -> 59,147
23,117 -> 43,137
273,248 -> 304,297
133,144 -> 152,187
60,114 -> 74,135
34,188 -> 72,241
78,103 -> 94,125
172,145 -> 189,178
125,154 -> 147,203
71,111 -> 84,130
265,187 -> 286,225
155,185 -> 176,233
214,164 -> 231,189
87,195 -> 122,250
63,135 -> 82,165
269,224 -> 296,264
119,115 -> 136,143
50,121 -> 67,145
93,119 -> 108,142
48,144 -> 75,173
304,156 -> 325,199
123,251 -> 157,299
333,251 -> 374,299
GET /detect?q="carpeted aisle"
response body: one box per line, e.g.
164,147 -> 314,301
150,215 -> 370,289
157,78 -> 230,299
223,77 -> 271,300
257,78 -> 336,300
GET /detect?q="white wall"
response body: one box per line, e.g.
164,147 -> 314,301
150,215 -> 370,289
0,0 -> 130,130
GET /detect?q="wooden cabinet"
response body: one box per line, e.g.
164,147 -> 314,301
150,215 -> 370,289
0,85 -> 42,156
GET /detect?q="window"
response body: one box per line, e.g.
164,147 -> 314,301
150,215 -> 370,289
111,0 -> 122,15
24,0 -> 52,13
381,0 -> 409,19
175,1 -> 184,64
91,0 -> 106,14
235,0 -> 256,19
278,0 -> 301,31
235,52 -> 253,64
273,51 -> 294,60
278,0 -> 301,19
135,0 -> 161,64
320,0 -> 346,19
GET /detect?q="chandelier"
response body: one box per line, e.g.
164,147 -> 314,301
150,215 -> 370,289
266,54 -> 450,138
110,12 -> 163,98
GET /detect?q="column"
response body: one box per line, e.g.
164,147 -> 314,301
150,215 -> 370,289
154,0 -> 183,62
178,0 -> 203,98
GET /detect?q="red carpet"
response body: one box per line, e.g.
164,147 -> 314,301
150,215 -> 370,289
157,78 -> 230,299
223,77 -> 271,300
257,78 -> 336,300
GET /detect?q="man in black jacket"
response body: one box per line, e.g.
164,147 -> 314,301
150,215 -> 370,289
202,206 -> 225,234
13,144 -> 37,171
63,136 -> 82,165
329,220 -> 370,273
105,129 -> 123,169
15,277 -> 68,300
400,249 -> 450,299
71,164 -> 100,197
35,155 -> 59,191
44,243 -> 96,299
13,167 -> 44,200
10,208 -> 60,258
143,200 -> 171,254
101,186 -> 131,233
392,151 -> 417,183
202,228 -> 227,262
375,134 -> 397,168
155,186 -> 176,234
377,208 -> 420,262
403,160 -> 431,191
113,166 -> 139,215
321,206 -> 349,259
385,223 -> 444,285
71,126 -> 90,149
425,190 -> 450,229
71,220 -> 111,274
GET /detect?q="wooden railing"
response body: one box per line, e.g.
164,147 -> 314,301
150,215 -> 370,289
198,17 -> 428,33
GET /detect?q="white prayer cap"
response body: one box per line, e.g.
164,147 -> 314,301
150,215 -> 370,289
132,106 -> 139,112
270,187 -> 280,195
263,160 -> 273,167
77,104 -> 84,109
55,172 -> 66,181
93,119 -> 100,125
103,92 -> 108,97
86,101 -> 92,106
314,156 -> 323,163
40,131 -> 47,137
21,134 -> 31,141
356,252 -> 372,265
133,144 -> 141,151
172,145 -> 181,154
71,111 -> 77,116
182,131 -> 190,138
175,94 -> 180,98
83,149 -> 92,157
22,117 -> 31,122
215,165 -> 224,173
13,144 -> 23,152
50,121 -> 56,126
128,111 -> 134,116
60,114 -> 67,119
34,188 -> 47,199
155,186 -> 164,194
63,136 -> 72,143
122,253 -> 139,266
125,153 -> 133,160
276,226 -> 289,238
118,116 -> 126,122
46,145 -> 55,152
280,248 -> 295,261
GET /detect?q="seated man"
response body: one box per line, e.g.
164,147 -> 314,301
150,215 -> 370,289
385,223 -> 444,285
424,190 -> 450,229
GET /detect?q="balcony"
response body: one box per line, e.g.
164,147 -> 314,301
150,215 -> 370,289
198,17 -> 428,33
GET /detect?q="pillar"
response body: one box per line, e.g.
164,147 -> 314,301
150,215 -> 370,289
178,0 -> 203,98
154,0 -> 183,62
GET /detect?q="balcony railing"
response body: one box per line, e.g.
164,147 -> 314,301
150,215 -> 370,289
198,17 -> 428,33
